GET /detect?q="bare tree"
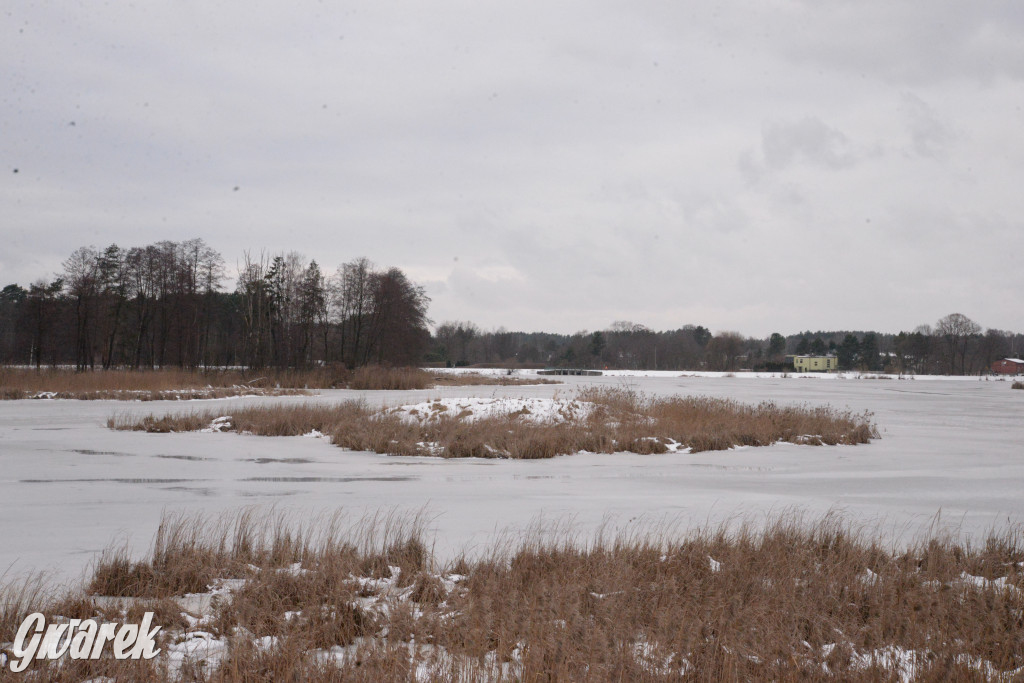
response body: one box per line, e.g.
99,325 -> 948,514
175,239 -> 224,366
363,267 -> 431,365
333,258 -> 375,368
96,245 -> 129,368
237,251 -> 272,368
978,328 -> 1011,373
935,313 -> 981,375
435,321 -> 479,365
705,332 -> 745,371
297,260 -> 327,366
124,246 -> 160,368
62,246 -> 101,369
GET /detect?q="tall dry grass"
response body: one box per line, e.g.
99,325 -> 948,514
110,387 -> 878,456
1012,381 -> 1023,390
3,510 -> 1022,681
431,372 -> 560,387
0,365 -> 553,399
348,366 -> 558,390
0,572 -> 48,654
430,514 -> 1024,680
348,365 -> 432,390
0,367 -> 334,400
83,509 -> 431,599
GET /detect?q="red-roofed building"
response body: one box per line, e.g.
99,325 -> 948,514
991,358 -> 1024,375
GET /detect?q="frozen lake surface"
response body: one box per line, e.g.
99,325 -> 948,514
2,374 -> 1023,587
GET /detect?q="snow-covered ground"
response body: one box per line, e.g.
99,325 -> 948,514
2,373 -> 1023,587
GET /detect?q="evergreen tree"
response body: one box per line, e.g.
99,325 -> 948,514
837,334 -> 860,370
859,333 -> 880,370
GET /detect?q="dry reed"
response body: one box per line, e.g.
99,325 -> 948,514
0,367 -> 330,400
348,366 -> 557,390
3,510 -> 1022,681
348,366 -> 433,390
110,387 -> 878,456
430,372 -> 560,387
0,366 -> 552,399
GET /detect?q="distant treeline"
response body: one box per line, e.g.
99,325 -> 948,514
0,240 -> 429,369
1,240 -> 1020,374
428,318 -> 1023,375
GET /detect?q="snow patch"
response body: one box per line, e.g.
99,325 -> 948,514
388,397 -> 596,424
957,572 -> 1021,595
165,631 -> 229,675
200,416 -> 232,433
859,568 -> 880,586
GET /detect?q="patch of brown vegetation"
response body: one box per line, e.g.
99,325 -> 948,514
0,572 -> 47,650
429,371 -> 560,387
3,511 -> 1022,681
88,512 -> 243,598
1012,381 -> 1023,390
82,510 -> 429,599
0,367 -> 331,400
0,365 -> 553,399
110,387 -> 878,457
107,410 -> 215,433
349,365 -> 558,390
432,516 -> 1024,680
348,365 -> 433,390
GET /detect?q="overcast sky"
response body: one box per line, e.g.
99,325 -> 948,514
3,1 -> 1023,337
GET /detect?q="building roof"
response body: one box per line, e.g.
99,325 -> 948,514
1001,358 -> 1024,364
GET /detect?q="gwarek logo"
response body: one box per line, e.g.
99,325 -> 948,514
6,612 -> 161,673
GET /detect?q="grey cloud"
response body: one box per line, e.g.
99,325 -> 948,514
901,93 -> 954,158
681,194 -> 748,236
761,117 -> 857,171
772,1 -> 1024,86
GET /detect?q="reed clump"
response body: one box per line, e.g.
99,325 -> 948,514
110,387 -> 878,457
3,510 -> 1022,681
348,365 -> 432,390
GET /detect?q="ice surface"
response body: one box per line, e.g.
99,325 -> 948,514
2,374 -> 1023,587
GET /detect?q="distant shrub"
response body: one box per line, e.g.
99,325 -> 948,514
1013,381 -> 1024,390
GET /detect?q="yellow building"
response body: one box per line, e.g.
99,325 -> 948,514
793,355 -> 838,372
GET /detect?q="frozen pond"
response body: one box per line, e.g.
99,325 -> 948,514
2,374 -> 1023,587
